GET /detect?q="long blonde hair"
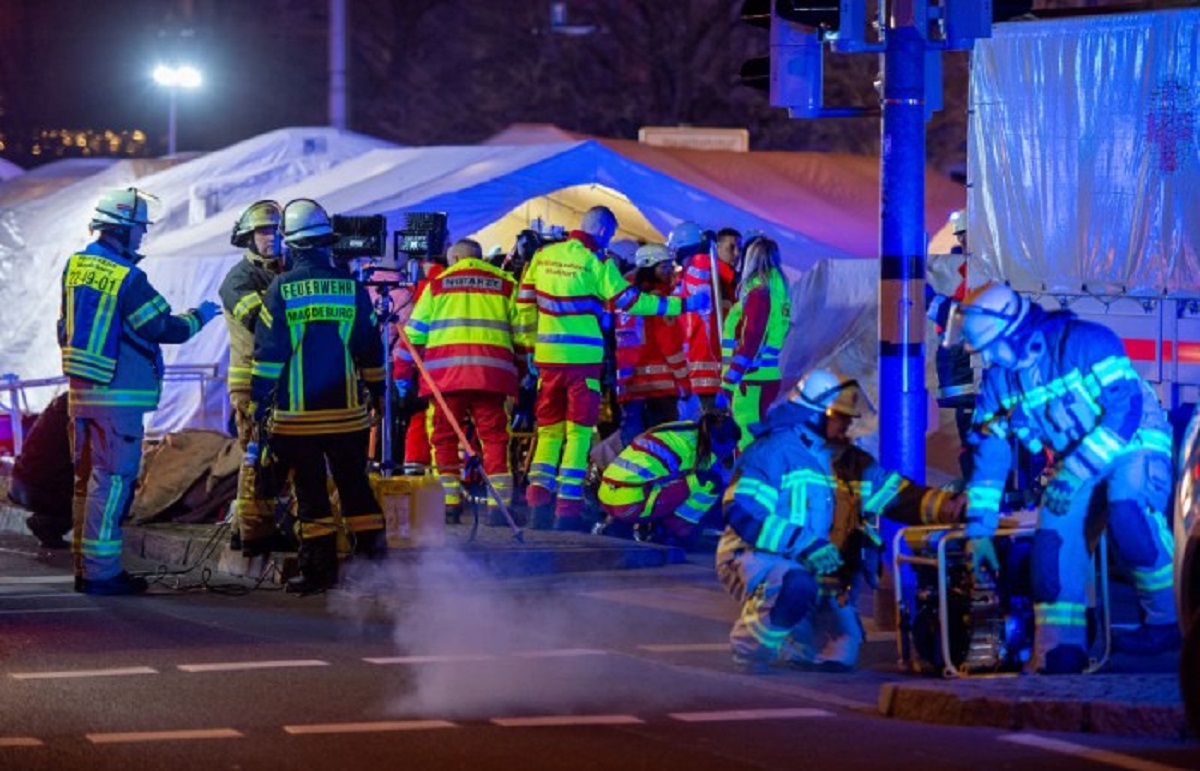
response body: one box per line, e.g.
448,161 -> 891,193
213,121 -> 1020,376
738,236 -> 785,301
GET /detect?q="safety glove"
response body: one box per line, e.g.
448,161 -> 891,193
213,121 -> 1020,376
194,300 -> 221,326
394,378 -> 411,401
1042,467 -> 1084,516
682,289 -> 712,315
714,388 -> 732,412
966,537 -> 999,583
694,463 -> 726,492
526,352 -> 539,381
797,539 -> 843,575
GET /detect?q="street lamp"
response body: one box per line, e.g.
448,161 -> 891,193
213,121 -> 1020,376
152,64 -> 202,156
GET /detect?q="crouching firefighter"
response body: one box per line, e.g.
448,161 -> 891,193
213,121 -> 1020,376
220,199 -> 292,556
596,411 -> 741,547
951,282 -> 1178,672
717,369 -> 966,673
251,199 -> 387,595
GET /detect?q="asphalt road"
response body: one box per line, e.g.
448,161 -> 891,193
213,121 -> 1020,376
1,531 -> 1197,771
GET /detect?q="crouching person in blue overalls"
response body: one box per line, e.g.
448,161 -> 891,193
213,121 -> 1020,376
717,369 -> 966,673
952,282 -> 1178,673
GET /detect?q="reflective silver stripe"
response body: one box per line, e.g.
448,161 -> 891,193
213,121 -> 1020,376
938,383 -> 976,398
425,357 -> 517,372
428,318 -> 512,332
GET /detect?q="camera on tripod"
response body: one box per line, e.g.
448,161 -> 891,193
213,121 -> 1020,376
331,215 -> 387,260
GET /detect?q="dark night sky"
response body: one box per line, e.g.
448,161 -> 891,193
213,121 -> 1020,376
1,0 -> 328,161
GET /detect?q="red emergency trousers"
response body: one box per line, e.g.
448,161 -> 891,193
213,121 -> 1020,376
680,254 -> 736,396
390,264 -> 444,465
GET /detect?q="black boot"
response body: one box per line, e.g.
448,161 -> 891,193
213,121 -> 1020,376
286,535 -> 338,596
352,528 -> 388,561
445,503 -> 463,525
79,571 -> 149,596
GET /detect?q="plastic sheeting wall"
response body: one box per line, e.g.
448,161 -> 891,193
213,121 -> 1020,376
969,10 -> 1200,294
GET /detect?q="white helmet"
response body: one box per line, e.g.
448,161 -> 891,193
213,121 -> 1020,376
91,187 -> 154,230
949,209 -> 967,235
281,198 -> 336,248
633,243 -> 672,269
790,368 -> 866,418
951,281 -> 1030,353
231,199 -> 282,248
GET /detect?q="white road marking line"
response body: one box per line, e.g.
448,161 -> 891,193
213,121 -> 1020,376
0,737 -> 43,747
0,607 -> 101,614
178,660 -> 329,673
363,654 -> 498,665
1000,733 -> 1187,771
512,648 -> 608,658
10,666 -> 158,680
284,720 -> 456,735
0,576 -> 75,585
492,714 -> 644,728
638,643 -> 729,653
670,707 -> 833,722
87,728 -> 243,744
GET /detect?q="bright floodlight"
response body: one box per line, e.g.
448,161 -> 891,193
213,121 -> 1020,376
153,64 -> 202,89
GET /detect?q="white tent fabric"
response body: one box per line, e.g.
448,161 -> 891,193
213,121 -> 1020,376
969,10 -> 1200,294
3,128 -> 964,453
0,128 -> 395,426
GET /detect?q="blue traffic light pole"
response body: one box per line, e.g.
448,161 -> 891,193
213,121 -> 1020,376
878,9 -> 927,484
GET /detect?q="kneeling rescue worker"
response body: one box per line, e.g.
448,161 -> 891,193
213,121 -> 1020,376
717,369 -> 965,672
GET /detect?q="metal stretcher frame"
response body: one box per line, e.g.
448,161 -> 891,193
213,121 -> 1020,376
892,522 -> 1111,678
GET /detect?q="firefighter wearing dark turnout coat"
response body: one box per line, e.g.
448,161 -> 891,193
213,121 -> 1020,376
219,200 -> 287,555
251,199 -> 386,595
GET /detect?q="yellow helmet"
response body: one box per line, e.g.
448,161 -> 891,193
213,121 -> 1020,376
951,281 -> 1030,353
231,200 -> 282,248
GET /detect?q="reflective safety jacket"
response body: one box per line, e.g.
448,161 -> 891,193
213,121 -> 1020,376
680,254 -> 736,395
722,401 -> 954,581
397,257 -> 521,397
600,421 -> 722,523
251,250 -> 385,436
58,240 -> 207,417
615,276 -> 687,403
219,252 -> 279,400
722,401 -> 836,561
966,311 -> 1172,533
721,270 -> 790,389
515,232 -> 684,367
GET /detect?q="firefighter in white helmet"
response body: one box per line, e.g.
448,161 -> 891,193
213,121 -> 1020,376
251,198 -> 387,595
717,368 -> 965,673
613,243 -> 689,446
952,281 -> 1178,672
60,188 -> 220,595
219,200 -> 293,556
